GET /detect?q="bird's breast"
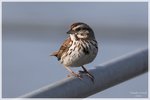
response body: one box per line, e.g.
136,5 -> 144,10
60,39 -> 98,67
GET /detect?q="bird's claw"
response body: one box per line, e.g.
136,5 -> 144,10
79,70 -> 95,83
67,72 -> 82,80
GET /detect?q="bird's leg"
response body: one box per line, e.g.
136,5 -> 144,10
64,66 -> 82,80
80,66 -> 95,82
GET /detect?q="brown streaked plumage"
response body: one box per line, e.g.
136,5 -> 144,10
51,22 -> 98,82
51,37 -> 73,61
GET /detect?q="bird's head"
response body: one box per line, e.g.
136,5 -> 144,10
67,22 -> 95,40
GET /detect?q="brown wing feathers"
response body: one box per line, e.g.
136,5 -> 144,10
51,37 -> 72,61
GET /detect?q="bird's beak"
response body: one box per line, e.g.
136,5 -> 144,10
67,30 -> 73,34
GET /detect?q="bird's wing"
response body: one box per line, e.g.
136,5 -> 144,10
51,37 -> 73,60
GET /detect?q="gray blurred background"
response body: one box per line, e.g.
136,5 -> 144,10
2,2 -> 148,98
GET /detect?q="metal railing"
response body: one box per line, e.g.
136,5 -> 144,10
20,48 -> 148,98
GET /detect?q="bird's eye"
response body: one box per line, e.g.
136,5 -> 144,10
82,28 -> 88,30
76,28 -> 81,31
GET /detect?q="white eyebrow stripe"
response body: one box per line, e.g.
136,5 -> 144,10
72,25 -> 84,30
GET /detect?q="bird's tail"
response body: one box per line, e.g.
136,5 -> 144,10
50,51 -> 58,57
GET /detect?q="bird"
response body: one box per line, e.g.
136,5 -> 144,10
51,22 -> 98,82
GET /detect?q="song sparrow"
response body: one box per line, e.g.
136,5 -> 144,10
51,22 -> 98,82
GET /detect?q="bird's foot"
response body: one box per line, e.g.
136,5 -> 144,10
67,72 -> 82,80
79,70 -> 95,83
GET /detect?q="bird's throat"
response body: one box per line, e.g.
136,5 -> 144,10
70,34 -> 79,41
